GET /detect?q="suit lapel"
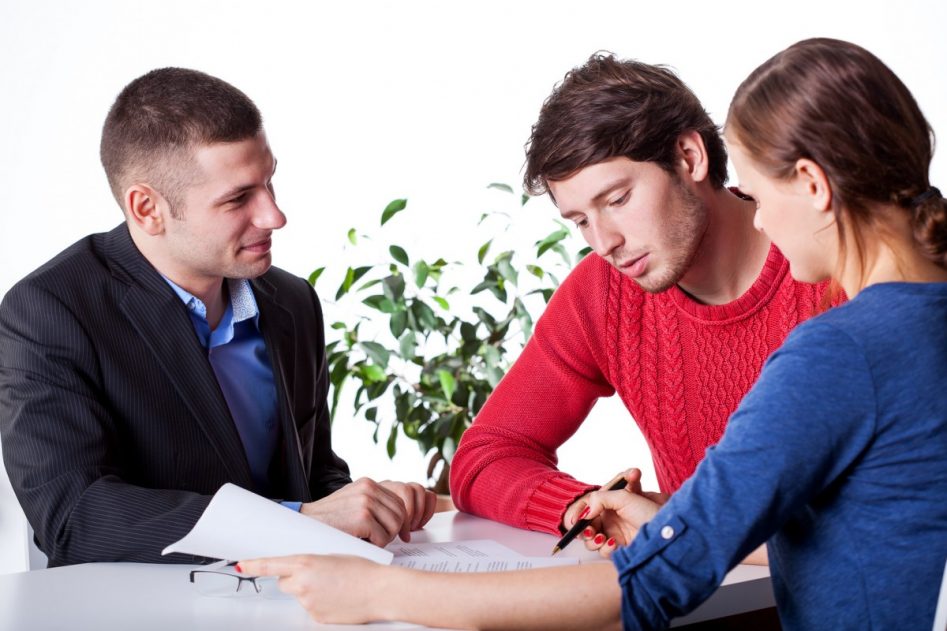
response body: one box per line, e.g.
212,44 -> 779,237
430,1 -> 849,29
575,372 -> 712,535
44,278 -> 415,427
253,276 -> 311,501
104,225 -> 255,489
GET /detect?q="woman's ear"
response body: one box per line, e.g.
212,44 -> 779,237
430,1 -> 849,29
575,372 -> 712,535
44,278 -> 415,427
794,158 -> 833,213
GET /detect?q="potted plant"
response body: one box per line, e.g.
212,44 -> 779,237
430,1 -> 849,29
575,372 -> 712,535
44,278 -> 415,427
311,185 -> 589,494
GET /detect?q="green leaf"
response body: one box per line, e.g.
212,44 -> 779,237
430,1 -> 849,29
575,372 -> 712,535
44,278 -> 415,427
487,183 -> 514,194
414,261 -> 429,288
411,300 -> 438,331
526,264 -> 544,279
389,245 -> 409,266
362,295 -> 397,313
459,321 -> 478,342
432,296 -> 450,310
477,239 -> 492,264
330,321 -> 347,330
552,242 -> 571,267
381,198 -> 407,226
308,267 -> 325,286
390,310 -> 407,338
382,274 -> 406,302
470,279 -> 495,296
386,424 -> 399,459
399,330 -> 417,359
335,265 -> 373,300
536,228 -> 570,257
347,228 -> 357,245
521,193 -> 530,206
360,364 -> 387,383
360,341 -> 390,368
576,246 -> 593,262
358,278 -> 382,291
437,370 -> 457,402
495,251 -> 518,286
473,307 -> 497,329
527,288 -> 555,303
365,407 -> 377,422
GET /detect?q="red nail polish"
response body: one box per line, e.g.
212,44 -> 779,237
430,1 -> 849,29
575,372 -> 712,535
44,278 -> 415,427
578,506 -> 591,519
594,534 -> 605,545
235,563 -> 243,573
583,528 -> 594,538
606,537 -> 616,547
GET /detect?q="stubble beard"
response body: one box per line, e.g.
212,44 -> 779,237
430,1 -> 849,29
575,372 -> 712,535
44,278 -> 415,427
633,180 -> 708,294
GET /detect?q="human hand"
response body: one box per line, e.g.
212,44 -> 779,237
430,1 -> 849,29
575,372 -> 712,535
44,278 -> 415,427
582,469 -> 669,557
237,554 -> 392,624
300,477 -> 408,546
378,480 -> 437,542
561,469 -> 642,548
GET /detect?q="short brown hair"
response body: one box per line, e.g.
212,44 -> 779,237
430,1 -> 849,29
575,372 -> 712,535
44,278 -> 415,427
100,67 -> 263,214
726,37 -> 947,270
524,53 -> 728,197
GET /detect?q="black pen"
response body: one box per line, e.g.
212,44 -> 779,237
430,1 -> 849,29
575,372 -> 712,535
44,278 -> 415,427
551,473 -> 629,555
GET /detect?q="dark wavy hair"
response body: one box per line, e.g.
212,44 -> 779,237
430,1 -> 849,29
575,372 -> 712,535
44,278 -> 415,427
524,53 -> 728,198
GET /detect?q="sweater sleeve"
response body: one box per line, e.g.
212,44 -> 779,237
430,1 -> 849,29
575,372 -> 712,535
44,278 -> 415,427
449,256 -> 616,533
610,319 -> 877,629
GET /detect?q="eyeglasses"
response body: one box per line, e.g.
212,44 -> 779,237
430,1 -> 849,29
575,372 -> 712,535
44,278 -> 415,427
188,560 -> 285,599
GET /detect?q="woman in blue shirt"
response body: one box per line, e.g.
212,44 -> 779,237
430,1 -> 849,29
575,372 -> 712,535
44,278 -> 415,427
238,38 -> 947,630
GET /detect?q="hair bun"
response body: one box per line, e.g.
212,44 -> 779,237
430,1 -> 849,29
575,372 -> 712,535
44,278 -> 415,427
912,187 -> 947,266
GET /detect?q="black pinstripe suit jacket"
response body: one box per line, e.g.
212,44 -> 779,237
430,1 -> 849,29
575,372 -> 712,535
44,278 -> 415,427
0,223 -> 352,567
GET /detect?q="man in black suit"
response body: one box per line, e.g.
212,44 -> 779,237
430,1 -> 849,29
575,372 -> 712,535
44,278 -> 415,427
0,68 -> 435,567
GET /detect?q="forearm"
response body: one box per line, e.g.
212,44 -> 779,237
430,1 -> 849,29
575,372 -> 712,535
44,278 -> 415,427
742,544 -> 768,566
450,424 -> 596,534
39,477 -> 212,565
376,563 -> 622,631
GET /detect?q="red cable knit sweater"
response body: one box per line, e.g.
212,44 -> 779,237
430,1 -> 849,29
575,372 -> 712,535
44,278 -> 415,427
449,244 -> 834,535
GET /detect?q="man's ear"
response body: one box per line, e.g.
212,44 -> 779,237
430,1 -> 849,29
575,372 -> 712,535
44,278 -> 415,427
676,130 -> 709,184
124,184 -> 168,235
793,158 -> 833,214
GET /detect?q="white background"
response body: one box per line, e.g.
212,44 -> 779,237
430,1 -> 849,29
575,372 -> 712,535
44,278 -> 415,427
1,0 -> 945,573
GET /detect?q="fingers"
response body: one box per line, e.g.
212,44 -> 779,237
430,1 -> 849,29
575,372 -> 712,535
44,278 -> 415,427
380,481 -> 438,536
238,555 -> 312,577
623,468 -> 644,494
419,489 -> 437,528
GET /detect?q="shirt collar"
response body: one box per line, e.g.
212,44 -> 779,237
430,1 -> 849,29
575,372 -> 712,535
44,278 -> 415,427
161,276 -> 260,326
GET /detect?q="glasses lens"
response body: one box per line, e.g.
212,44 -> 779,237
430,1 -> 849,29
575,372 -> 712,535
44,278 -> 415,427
191,571 -> 241,597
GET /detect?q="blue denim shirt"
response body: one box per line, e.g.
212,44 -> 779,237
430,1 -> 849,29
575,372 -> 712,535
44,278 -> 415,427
612,283 -> 947,630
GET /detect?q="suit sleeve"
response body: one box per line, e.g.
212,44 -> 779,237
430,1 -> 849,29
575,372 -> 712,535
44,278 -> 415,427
0,281 -> 211,566
302,283 -> 352,498
449,256 -> 616,534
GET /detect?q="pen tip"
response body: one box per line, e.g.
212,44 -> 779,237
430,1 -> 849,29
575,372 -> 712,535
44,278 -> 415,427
551,546 -> 561,556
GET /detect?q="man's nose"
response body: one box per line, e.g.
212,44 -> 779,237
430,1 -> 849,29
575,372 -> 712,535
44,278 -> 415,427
255,192 -> 287,230
589,218 -> 623,258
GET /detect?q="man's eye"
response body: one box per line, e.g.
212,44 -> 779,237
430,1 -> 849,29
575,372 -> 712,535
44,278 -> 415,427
609,193 -> 628,207
229,193 -> 248,206
575,218 -> 589,228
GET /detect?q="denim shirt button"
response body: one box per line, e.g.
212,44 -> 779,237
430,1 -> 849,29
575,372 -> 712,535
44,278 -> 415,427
660,525 -> 675,540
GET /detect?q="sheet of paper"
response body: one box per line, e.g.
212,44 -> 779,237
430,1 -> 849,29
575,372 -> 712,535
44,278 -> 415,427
385,539 -> 521,560
391,556 -> 579,572
162,483 -> 393,564
386,539 -> 578,572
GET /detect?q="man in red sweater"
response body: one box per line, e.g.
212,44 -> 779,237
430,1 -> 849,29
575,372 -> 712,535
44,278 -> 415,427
449,53 -> 834,548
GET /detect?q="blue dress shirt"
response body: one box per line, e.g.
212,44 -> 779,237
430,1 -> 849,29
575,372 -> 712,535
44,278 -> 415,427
162,277 -> 280,495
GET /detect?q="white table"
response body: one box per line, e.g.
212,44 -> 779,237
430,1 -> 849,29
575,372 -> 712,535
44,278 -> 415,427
0,511 -> 773,630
